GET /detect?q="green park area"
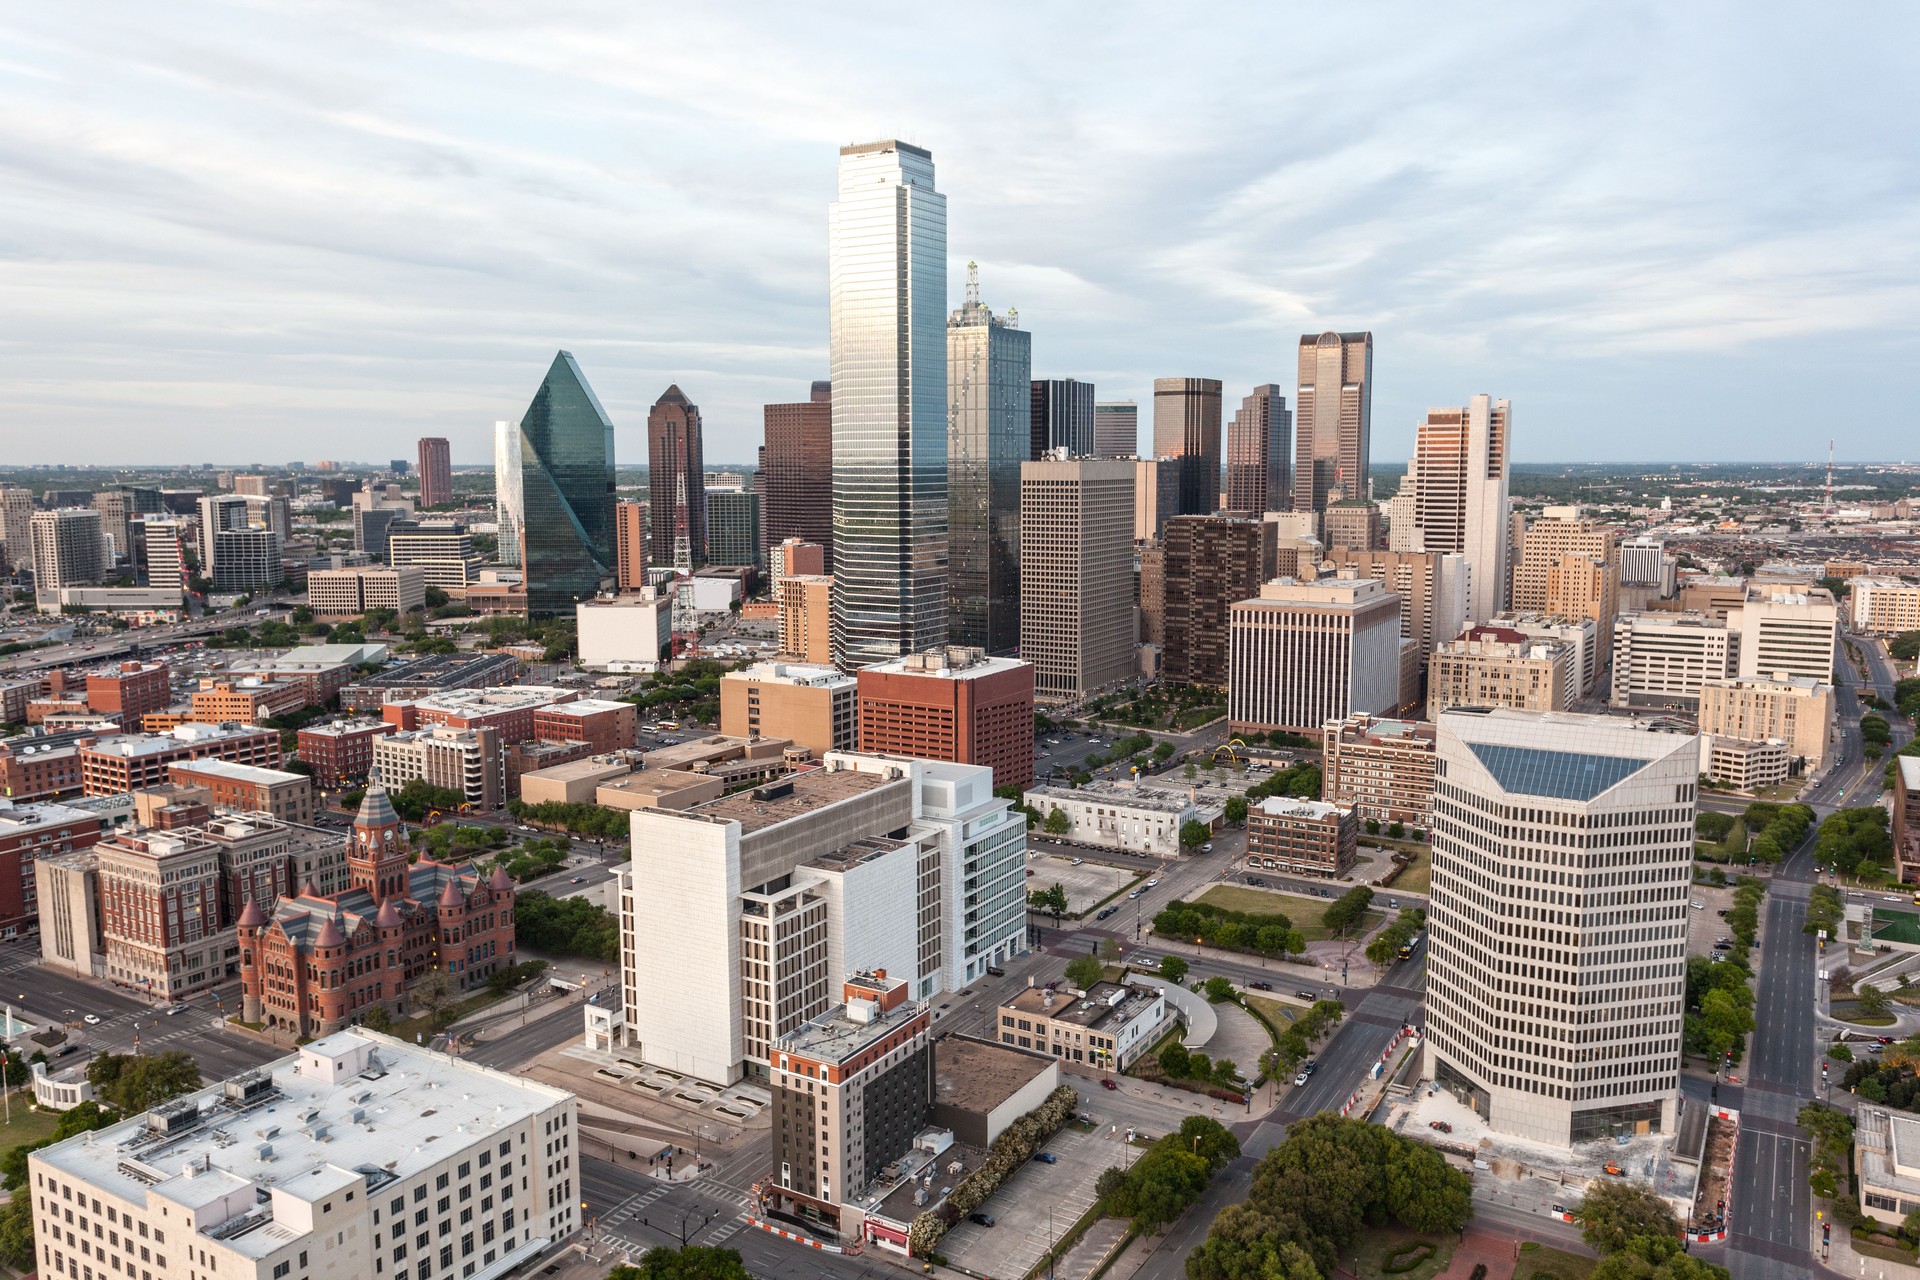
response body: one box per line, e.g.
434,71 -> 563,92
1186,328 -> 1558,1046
1194,884 -> 1384,942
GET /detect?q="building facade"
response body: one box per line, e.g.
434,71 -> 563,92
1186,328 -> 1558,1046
1030,378 -> 1095,459
763,381 -> 834,564
648,385 -> 707,569
1322,547 -> 1470,667
1321,715 -> 1437,827
1406,396 -> 1511,623
493,416 -> 524,565
0,799 -> 101,939
78,724 -> 282,796
1731,589 -> 1838,683
1152,378 -> 1223,516
779,575 -> 835,666
417,436 -> 452,507
856,649 -> 1034,791
307,565 -> 427,617
1093,400 -> 1137,458
1696,675 -> 1831,771
1246,797 -> 1358,878
1020,781 -> 1195,857
372,726 -> 504,810
1610,612 -> 1731,709
1427,628 -> 1574,719
706,488 -> 760,568
1223,384 -> 1291,514
296,718 -> 395,789
1510,506 -> 1620,642
997,980 -> 1167,1070
1292,331 -> 1373,513
1163,515 -> 1275,687
519,350 -> 616,618
166,759 -> 314,825
720,662 -> 857,758
1019,458 -> 1136,703
1423,709 -> 1694,1146
1852,578 -> 1920,636
947,269 -> 1030,653
829,140 -> 948,669
86,661 -> 172,727
1228,575 -> 1405,735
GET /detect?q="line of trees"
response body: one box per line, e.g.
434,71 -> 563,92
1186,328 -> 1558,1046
1261,998 -> 1344,1080
1152,899 -> 1306,960
1572,1178 -> 1730,1280
1364,906 -> 1426,966
1816,806 -> 1892,880
507,797 -> 629,839
1095,1116 -> 1239,1233
514,889 -> 618,962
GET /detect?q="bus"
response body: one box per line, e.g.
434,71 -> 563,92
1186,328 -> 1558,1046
1397,931 -> 1425,962
658,721 -> 680,730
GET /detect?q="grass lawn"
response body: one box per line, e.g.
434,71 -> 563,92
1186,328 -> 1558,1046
0,1104 -> 64,1150
1240,993 -> 1296,1035
1509,1244 -> 1596,1280
389,989 -> 508,1044
1830,1001 -> 1898,1026
1389,846 -> 1431,896
1194,883 -> 1383,942
1349,1226 -> 1455,1280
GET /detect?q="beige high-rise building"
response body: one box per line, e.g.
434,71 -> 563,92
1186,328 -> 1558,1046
1229,574 -> 1404,734
719,661 -> 857,757
1731,589 -> 1838,683
30,508 -> 106,601
1407,395 -> 1510,623
1697,675 -> 1832,770
615,499 -> 649,590
1021,457 -> 1136,703
1321,714 -> 1437,827
1610,611 -> 1731,709
1152,378 -> 1223,516
1322,547 -> 1469,665
780,574 -> 834,665
1511,506 -> 1620,643
1324,501 -> 1382,551
90,491 -> 130,564
307,565 -> 427,617
1292,330 -> 1373,514
1137,545 -> 1165,646
1851,578 -> 1920,636
1427,626 -> 1573,719
0,487 -> 34,573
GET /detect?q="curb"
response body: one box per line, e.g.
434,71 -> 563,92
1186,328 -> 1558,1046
747,1217 -> 844,1253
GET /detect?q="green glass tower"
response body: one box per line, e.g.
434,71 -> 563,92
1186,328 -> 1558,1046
519,351 -> 616,618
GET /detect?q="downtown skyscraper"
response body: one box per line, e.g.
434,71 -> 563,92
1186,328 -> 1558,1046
829,139 -> 948,669
1030,378 -> 1094,459
417,436 -> 452,507
648,385 -> 707,570
1407,394 -> 1512,623
492,419 -> 523,566
518,350 -> 616,618
947,264 -> 1029,653
763,381 -> 833,564
1292,330 -> 1373,513
1152,377 -> 1223,516
1223,384 -> 1291,514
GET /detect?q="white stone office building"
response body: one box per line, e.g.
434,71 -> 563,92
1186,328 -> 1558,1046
1610,612 -> 1731,709
1020,780 -> 1197,857
1422,709 -> 1695,1146
29,1031 -> 578,1280
1730,589 -> 1838,683
617,752 -> 1025,1085
1228,574 -> 1406,734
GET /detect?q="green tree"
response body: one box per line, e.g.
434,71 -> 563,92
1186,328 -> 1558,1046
1224,795 -> 1248,825
1030,882 -> 1069,920
1857,982 -> 1892,1017
1209,1057 -> 1240,1088
1179,1115 -> 1241,1168
361,1006 -> 394,1033
0,1191 -> 33,1270
87,1050 -> 201,1113
1158,955 -> 1189,984
1159,1042 -> 1191,1078
1180,820 -> 1210,850
1065,954 -> 1103,990
1383,1138 -> 1474,1234
1204,976 -> 1235,1003
1574,1178 -> 1682,1262
1589,1254 -> 1731,1280
1127,1146 -> 1210,1230
1044,806 -> 1071,836
1321,886 -> 1375,938
411,969 -> 460,1029
607,1245 -> 752,1280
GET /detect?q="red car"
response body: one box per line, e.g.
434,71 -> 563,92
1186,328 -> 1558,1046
1100,1078 -> 1119,1091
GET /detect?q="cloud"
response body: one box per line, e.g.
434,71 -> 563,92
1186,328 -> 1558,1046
0,2 -> 1916,466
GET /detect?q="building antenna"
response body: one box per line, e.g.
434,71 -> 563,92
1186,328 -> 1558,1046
965,260 -> 980,309
1826,438 -> 1834,516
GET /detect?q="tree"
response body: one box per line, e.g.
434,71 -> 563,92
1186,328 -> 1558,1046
1204,976 -> 1235,1003
1044,807 -> 1071,836
1180,820 -> 1210,850
1858,983 -> 1892,1018
1384,1138 -> 1473,1234
1209,1057 -> 1240,1088
411,969 -> 460,1029
1065,954 -> 1103,990
1224,795 -> 1248,825
1029,883 -> 1069,920
1574,1179 -> 1682,1262
1158,1042 -> 1190,1078
87,1050 -> 200,1113
1180,1115 -> 1241,1168
1321,886 -> 1375,938
362,1006 -> 394,1033
0,1191 -> 33,1270
1101,937 -> 1123,962
607,1245 -> 751,1280
1126,1145 -> 1210,1230
1158,955 -> 1189,984
1590,1254 -> 1730,1280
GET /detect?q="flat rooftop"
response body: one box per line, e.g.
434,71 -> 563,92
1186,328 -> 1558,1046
83,723 -> 268,757
686,768 -> 890,834
1253,797 -> 1346,821
644,734 -> 790,771
776,993 -> 923,1062
345,652 -> 518,688
1025,780 -> 1192,814
297,717 -> 390,738
806,835 -> 912,873
1001,981 -> 1160,1030
596,769 -> 713,800
523,754 -> 641,783
534,697 -> 629,718
168,758 -> 305,785
407,685 -> 571,713
32,1031 -> 570,1259
727,662 -> 855,689
932,1036 -> 1056,1115
0,798 -> 99,831
859,649 -> 1030,681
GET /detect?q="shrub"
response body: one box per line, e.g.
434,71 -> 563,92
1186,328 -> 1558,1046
907,1085 -> 1078,1254
1383,1243 -> 1435,1274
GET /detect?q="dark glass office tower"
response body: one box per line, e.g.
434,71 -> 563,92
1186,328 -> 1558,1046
1152,377 -> 1223,515
1223,384 -> 1291,513
519,351 -> 616,618
947,266 -> 1030,653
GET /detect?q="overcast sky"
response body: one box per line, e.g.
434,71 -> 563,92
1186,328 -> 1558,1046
3,3 -> 1916,469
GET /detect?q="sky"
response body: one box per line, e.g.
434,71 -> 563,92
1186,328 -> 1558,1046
2,3 -> 1917,469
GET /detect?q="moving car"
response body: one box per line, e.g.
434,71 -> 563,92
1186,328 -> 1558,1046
83,1014 -> 101,1025
1248,981 -> 1273,991
1293,1072 -> 1309,1086
1100,1078 -> 1119,1091
1295,990 -> 1316,1000
165,1004 -> 188,1016
1096,906 -> 1118,920
1071,858 -> 1084,866
1033,1152 -> 1058,1164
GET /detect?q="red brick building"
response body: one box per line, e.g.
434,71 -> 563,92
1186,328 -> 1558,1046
239,784 -> 516,1039
189,678 -> 307,724
78,723 -> 282,796
856,647 -> 1035,790
382,686 -> 578,745
85,661 -> 172,727
0,799 -> 102,937
530,698 -> 637,753
296,717 -> 396,789
0,742 -> 81,802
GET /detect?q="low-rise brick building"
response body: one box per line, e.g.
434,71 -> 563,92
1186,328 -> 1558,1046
295,717 -> 396,789
167,758 -> 316,825
77,722 -> 282,796
1245,796 -> 1359,878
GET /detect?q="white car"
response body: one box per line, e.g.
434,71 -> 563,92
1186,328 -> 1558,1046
1071,858 -> 1084,866
1145,878 -> 1160,888
83,1014 -> 101,1025
1293,1072 -> 1309,1087
1689,900 -> 1706,910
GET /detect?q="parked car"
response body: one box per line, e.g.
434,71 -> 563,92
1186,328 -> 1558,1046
1100,1078 -> 1119,1091
1071,858 -> 1084,866
1248,877 -> 1267,887
1690,900 -> 1706,910
1127,889 -> 1143,900
1248,981 -> 1273,991
1293,1072 -> 1309,1086
1032,1152 -> 1058,1164
987,966 -> 1006,977
1295,990 -> 1316,1000
1428,1121 -> 1452,1133
1145,878 -> 1160,888
969,1213 -> 995,1227
1303,1061 -> 1318,1075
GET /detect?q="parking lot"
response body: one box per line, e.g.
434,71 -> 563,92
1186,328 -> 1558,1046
938,1117 -> 1109,1280
1685,881 -> 1738,959
1028,851 -> 1144,914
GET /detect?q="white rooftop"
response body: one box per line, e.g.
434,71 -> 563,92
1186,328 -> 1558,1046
727,661 -> 855,689
168,758 -> 306,785
532,697 -> 630,717
0,798 -> 98,831
32,1031 -> 571,1259
406,686 -> 572,714
85,723 -> 270,758
1253,796 -> 1346,821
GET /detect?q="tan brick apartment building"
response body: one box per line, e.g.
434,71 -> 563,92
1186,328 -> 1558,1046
1321,714 -> 1437,827
720,661 -> 857,758
167,758 -> 315,824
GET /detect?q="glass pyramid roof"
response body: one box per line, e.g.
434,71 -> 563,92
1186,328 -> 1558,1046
1466,742 -> 1650,802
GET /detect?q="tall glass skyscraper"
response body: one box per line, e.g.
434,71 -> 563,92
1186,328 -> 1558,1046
947,263 -> 1030,653
492,419 -> 523,566
1223,384 -> 1292,514
518,350 -> 615,618
829,139 -> 948,669
1292,330 -> 1374,513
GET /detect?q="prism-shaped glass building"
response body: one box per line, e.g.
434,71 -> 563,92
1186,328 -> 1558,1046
519,351 -> 616,618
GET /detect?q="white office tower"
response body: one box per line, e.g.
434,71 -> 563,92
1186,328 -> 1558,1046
1731,589 -> 1839,683
1423,709 -> 1695,1146
140,518 -> 189,601
493,418 -> 524,565
829,139 -> 948,669
1407,395 -> 1510,623
616,752 -> 1023,1085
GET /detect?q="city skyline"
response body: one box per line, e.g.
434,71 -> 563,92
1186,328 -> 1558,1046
2,8 -> 1913,467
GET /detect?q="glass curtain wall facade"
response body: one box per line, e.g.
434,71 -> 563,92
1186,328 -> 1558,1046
1293,330 -> 1374,513
830,140 -> 948,669
519,350 -> 616,618
1151,378 -> 1223,516
648,385 -> 707,571
1029,379 -> 1095,459
947,266 -> 1030,653
492,420 -> 523,566
1223,384 -> 1291,514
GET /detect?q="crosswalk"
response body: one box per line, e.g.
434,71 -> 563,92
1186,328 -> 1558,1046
593,1183 -> 749,1254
